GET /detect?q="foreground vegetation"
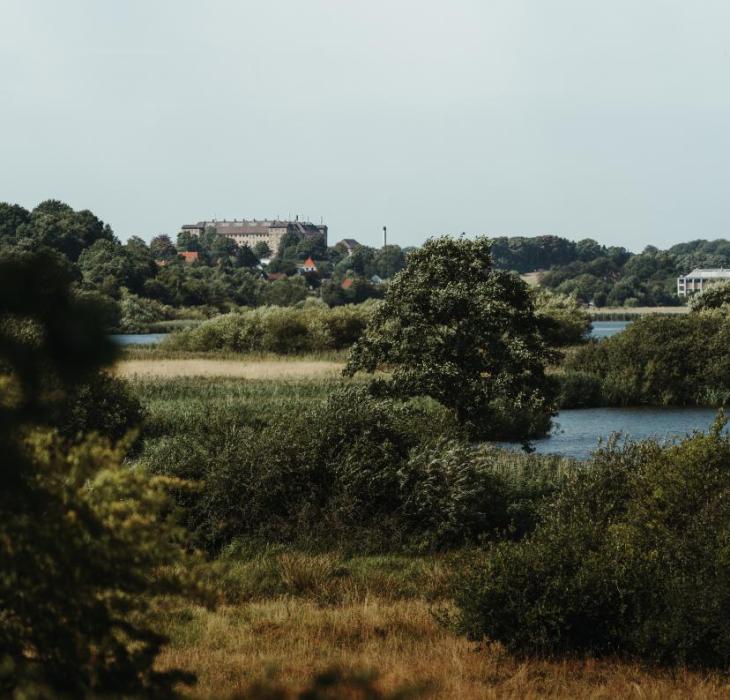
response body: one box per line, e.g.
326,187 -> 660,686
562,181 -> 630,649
9,241 -> 730,698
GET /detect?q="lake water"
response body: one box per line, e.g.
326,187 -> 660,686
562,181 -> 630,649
590,320 -> 630,338
501,407 -> 724,460
110,333 -> 168,346
109,318 -> 626,347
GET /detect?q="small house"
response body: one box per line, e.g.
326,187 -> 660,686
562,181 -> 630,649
300,257 -> 318,273
179,251 -> 199,264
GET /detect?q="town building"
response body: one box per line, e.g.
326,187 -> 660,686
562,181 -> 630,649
179,251 -> 199,264
677,268 -> 730,296
299,257 -> 318,273
180,219 -> 327,255
337,239 -> 361,254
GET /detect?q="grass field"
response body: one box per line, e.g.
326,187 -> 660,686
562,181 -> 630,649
153,552 -> 730,699
117,358 -> 344,379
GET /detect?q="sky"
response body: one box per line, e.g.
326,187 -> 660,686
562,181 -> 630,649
2,0 -> 730,251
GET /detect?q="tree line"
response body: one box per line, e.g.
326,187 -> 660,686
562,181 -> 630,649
491,234 -> 730,306
0,200 -> 408,326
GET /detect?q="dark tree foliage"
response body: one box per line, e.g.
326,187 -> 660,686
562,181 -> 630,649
27,199 -> 116,262
563,312 -> 730,406
149,234 -> 178,261
0,250 -> 199,696
0,203 -> 30,245
345,237 -> 557,440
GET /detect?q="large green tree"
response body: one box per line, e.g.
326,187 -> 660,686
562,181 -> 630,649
345,237 -> 557,440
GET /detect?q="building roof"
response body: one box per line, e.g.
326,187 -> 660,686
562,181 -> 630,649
338,238 -> 361,250
182,219 -> 326,236
267,272 -> 288,281
302,256 -> 317,269
681,268 -> 730,279
179,251 -> 199,263
341,278 -> 355,289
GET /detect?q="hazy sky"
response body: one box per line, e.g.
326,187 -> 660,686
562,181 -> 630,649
2,0 -> 730,250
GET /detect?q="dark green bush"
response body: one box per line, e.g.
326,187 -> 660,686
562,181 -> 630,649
140,384 -> 573,553
565,312 -> 730,406
555,370 -> 603,408
162,303 -> 376,354
454,421 -> 730,667
52,372 -> 145,441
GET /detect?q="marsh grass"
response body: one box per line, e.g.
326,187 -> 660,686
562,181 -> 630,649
131,375 -> 354,427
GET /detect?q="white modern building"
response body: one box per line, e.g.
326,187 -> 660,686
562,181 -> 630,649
677,268 -> 730,297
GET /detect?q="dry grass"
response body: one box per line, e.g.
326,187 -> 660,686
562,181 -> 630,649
153,552 -> 730,699
520,272 -> 543,287
157,597 -> 730,699
115,358 -> 344,380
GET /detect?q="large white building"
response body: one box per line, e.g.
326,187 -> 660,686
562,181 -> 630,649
677,268 -> 730,297
180,218 -> 327,254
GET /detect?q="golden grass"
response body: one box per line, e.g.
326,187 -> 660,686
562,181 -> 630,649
114,359 -> 344,380
157,596 -> 730,699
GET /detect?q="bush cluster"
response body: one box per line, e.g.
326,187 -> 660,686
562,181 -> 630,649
139,384 -> 573,553
454,422 -> 730,667
559,311 -> 730,407
162,302 -> 376,354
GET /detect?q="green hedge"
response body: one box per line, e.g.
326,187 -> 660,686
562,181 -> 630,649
161,302 -> 377,354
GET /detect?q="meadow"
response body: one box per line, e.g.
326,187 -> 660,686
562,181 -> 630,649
118,362 -> 730,698
154,555 -> 730,698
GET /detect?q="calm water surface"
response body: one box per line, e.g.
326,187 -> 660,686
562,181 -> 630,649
502,407 -> 724,460
110,333 -> 168,346
590,320 -> 630,338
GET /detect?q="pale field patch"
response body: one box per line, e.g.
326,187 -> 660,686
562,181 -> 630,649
520,272 -> 542,287
115,359 -> 345,380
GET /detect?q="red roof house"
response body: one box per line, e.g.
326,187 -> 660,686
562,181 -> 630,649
301,256 -> 318,273
179,251 -> 199,263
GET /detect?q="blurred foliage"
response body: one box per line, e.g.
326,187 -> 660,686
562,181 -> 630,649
0,249 -> 204,697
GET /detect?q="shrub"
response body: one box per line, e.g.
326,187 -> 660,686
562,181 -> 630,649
565,312 -> 730,406
399,442 -> 572,550
532,288 -> 591,346
161,303 -> 376,354
689,281 -> 730,312
555,370 -> 603,408
51,371 -> 146,441
454,422 -> 730,667
119,288 -> 176,332
139,383 -> 573,553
